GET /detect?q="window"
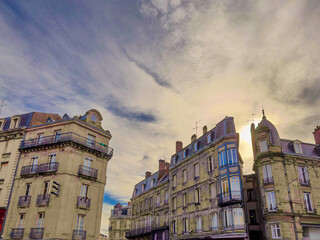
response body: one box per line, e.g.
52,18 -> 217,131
304,193 -> 313,212
142,184 -> 145,192
211,213 -> 218,230
156,194 -> 160,206
172,221 -> 177,235
219,150 -> 227,168
17,214 -> 25,228
221,178 -> 229,198
151,179 -> 155,188
247,189 -> 256,201
11,118 -> 19,129
194,163 -> 199,178
86,134 -> 95,148
173,175 -> 177,187
195,188 -> 201,204
49,154 -> 56,169
298,166 -> 309,185
37,213 -> 45,228
267,191 -> 277,211
172,197 -> 176,209
149,197 -> 153,209
80,184 -> 88,197
116,220 -> 120,229
0,120 -> 4,130
233,208 -> 244,226
54,130 -> 61,142
31,156 -> 38,172
43,181 -> 50,195
183,170 -> 187,183
294,142 -> 303,154
249,210 -> 257,224
210,183 -> 216,199
196,216 -> 202,231
207,133 -> 212,144
194,142 -> 198,152
37,133 -> 44,144
263,164 -> 273,183
223,209 -> 232,227
227,148 -> 237,165
145,199 -> 148,210
183,193 -> 187,207
25,183 -> 31,196
183,218 -> 189,233
162,231 -> 166,240
174,155 -> 179,164
165,191 -> 168,204
230,177 -> 241,198
84,157 -> 93,170
271,223 -> 281,239
76,214 -> 85,230
259,139 -> 268,152
208,156 -> 213,172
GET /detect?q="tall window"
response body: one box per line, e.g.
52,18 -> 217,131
196,216 -> 202,231
304,193 -> 313,212
31,157 -> 38,172
142,184 -> 145,192
80,184 -> 88,197
194,163 -> 200,178
294,142 -> 303,154
43,181 -> 50,195
230,177 -> 241,198
172,197 -> 176,209
219,150 -> 227,168
17,214 -> 25,228
266,191 -> 277,211
0,120 -> 4,130
259,139 -> 268,152
173,175 -> 177,187
76,214 -> 85,230
227,148 -> 237,165
271,223 -> 281,239
156,194 -> 160,206
195,188 -> 201,204
183,149 -> 189,158
194,142 -> 198,152
298,166 -> 309,184
11,118 -> 19,129
49,154 -> 56,169
37,213 -> 45,228
183,193 -> 187,207
223,209 -> 233,227
183,170 -> 187,183
54,130 -> 61,142
247,189 -> 256,201
183,218 -> 189,233
37,133 -> 44,144
86,134 -> 95,148
211,213 -> 218,230
25,183 -> 31,196
263,164 -> 273,183
172,221 -> 176,235
221,178 -> 229,198
165,191 -> 168,204
210,183 -> 216,199
207,133 -> 212,144
233,208 -> 244,226
208,156 -> 214,172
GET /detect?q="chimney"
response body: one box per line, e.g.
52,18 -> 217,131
145,171 -> 151,179
191,134 -> 197,143
313,126 -> 320,144
165,162 -> 170,175
203,125 -> 207,135
159,159 -> 165,171
176,141 -> 183,153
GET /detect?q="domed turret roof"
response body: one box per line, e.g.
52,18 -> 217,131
257,111 -> 281,146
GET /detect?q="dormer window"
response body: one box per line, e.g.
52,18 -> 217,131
0,120 -> 4,130
151,179 -> 156,188
294,141 -> 303,154
194,141 -> 200,152
91,114 -> 98,123
10,117 -> 20,129
134,189 -> 138,196
174,155 -> 179,164
183,149 -> 189,158
259,139 -> 268,152
142,184 -> 146,192
207,134 -> 212,144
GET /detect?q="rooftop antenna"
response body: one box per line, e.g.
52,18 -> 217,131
0,100 -> 6,116
193,120 -> 202,135
262,105 -> 266,119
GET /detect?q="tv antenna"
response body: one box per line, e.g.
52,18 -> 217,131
0,100 -> 6,116
193,120 -> 202,135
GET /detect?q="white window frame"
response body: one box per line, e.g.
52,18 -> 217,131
196,216 -> 202,231
298,166 -> 309,184
194,143 -> 198,152
183,218 -> 189,233
263,164 -> 273,183
294,141 -> 303,154
10,117 -> 20,129
267,191 -> 277,211
230,176 -> 241,199
304,192 -> 313,212
233,208 -> 244,226
37,213 -> 45,228
259,139 -> 268,152
0,120 -> 4,130
208,156 -> 214,172
271,223 -> 281,239
207,134 -> 212,144
76,214 -> 85,231
17,213 -> 25,228
211,212 -> 218,230
223,209 -> 233,227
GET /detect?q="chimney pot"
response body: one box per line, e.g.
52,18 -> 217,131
176,141 -> 183,153
203,125 -> 207,134
313,126 -> 320,144
159,159 -> 165,171
145,171 -> 151,179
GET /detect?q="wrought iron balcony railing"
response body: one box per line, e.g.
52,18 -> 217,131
10,228 -> 24,239
21,165 -> 38,176
20,132 -> 113,157
217,191 -> 242,206
18,196 -> 31,207
77,196 -> 91,209
72,230 -> 86,240
29,228 -> 44,239
78,165 -> 98,179
125,227 -> 152,238
38,162 -> 59,174
36,194 -> 50,206
263,177 -> 274,185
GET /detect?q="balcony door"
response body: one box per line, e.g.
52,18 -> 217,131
86,134 -> 95,148
31,157 -> 38,172
76,215 -> 85,231
230,177 -> 241,198
80,184 -> 88,198
43,181 -> 50,195
17,214 -> 24,228
37,213 -> 45,228
49,154 -> 56,169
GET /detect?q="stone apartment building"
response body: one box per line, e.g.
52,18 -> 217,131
126,160 -> 170,240
250,112 -> 320,240
108,202 -> 131,240
2,109 -> 113,240
169,117 -> 246,240
0,112 -> 61,233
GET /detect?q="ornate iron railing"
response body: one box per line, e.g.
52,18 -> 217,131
77,196 -> 91,209
10,228 -> 24,239
72,230 -> 86,240
29,228 -> 44,239
18,196 -> 31,207
78,165 -> 98,179
36,194 -> 50,206
125,227 -> 152,237
20,132 -> 113,157
38,162 -> 59,173
21,165 -> 38,176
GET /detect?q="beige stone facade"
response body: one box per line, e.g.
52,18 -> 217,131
251,113 -> 320,240
108,203 -> 131,240
2,109 -> 113,240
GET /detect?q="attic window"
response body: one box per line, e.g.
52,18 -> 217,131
0,120 -> 4,130
174,155 -> 179,164
63,113 -> 70,120
183,149 -> 189,159
10,117 -> 20,129
91,114 -> 98,122
47,117 -> 54,123
142,184 -> 146,192
294,141 -> 303,154
259,139 -> 268,152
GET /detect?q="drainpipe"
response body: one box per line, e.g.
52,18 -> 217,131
282,161 -> 299,240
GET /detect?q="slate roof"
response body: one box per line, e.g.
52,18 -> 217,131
281,139 -> 320,159
133,172 -> 159,198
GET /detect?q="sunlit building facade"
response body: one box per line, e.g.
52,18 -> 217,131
108,202 -> 131,240
2,109 -> 113,240
251,112 -> 320,240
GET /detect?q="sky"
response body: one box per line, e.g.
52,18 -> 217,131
1,0 -> 320,235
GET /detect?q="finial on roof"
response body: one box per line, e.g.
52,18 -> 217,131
262,106 -> 266,119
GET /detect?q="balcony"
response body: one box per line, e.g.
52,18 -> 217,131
21,165 -> 38,176
29,228 -> 44,239
77,196 -> 91,209
263,177 -> 274,185
73,230 -> 86,240
36,194 -> 50,206
20,132 -> 113,158
223,224 -> 246,230
125,227 -> 152,238
300,179 -> 311,187
38,162 -> 59,174
10,228 -> 24,239
18,196 -> 31,207
78,165 -> 98,180
217,191 -> 242,206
